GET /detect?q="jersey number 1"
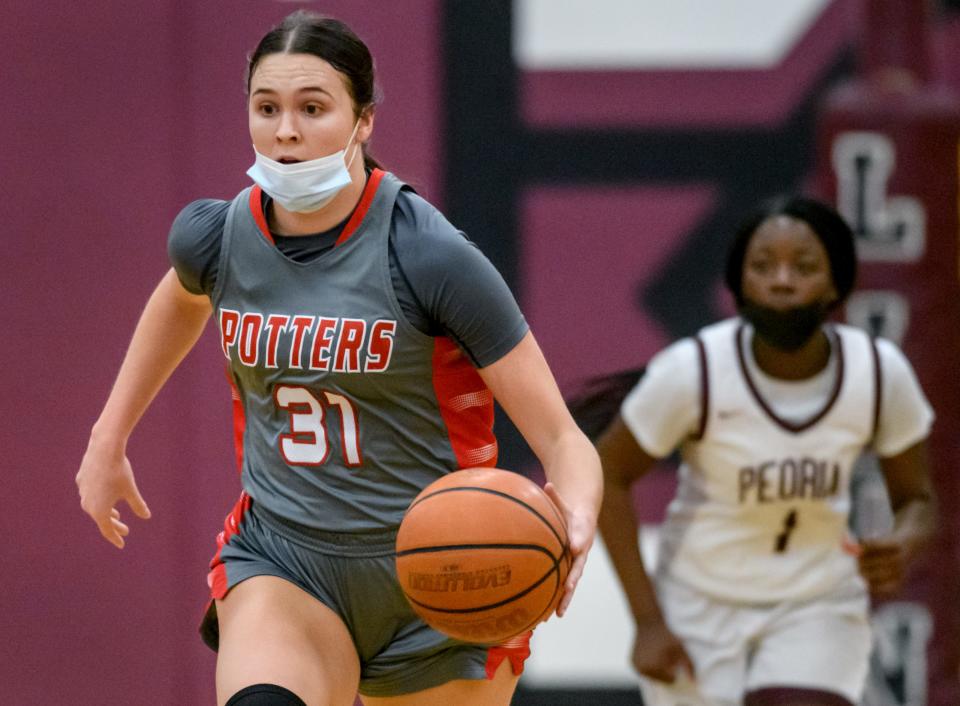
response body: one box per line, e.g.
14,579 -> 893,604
774,509 -> 798,553
274,385 -> 361,467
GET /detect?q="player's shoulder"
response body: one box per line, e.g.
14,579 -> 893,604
392,186 -> 485,275
169,198 -> 231,244
697,317 -> 740,341
872,335 -> 916,376
833,321 -> 875,342
643,318 -> 739,367
167,198 -> 234,280
832,324 -> 912,369
683,318 -> 740,360
647,336 -> 701,375
393,186 -> 465,244
167,198 -> 233,295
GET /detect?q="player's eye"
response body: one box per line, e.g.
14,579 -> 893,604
747,259 -> 772,275
794,260 -> 821,276
257,102 -> 277,116
304,103 -> 323,116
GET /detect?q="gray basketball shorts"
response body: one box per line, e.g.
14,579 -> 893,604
201,492 -> 504,697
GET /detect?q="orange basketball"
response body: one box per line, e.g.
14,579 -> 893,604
395,467 -> 570,644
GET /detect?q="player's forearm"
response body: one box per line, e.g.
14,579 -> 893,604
91,269 -> 211,447
599,477 -> 664,626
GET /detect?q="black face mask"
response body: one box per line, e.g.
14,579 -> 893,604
739,301 -> 829,351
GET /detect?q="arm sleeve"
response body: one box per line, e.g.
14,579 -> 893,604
392,192 -> 529,368
166,199 -> 230,296
872,338 -> 935,457
619,338 -> 701,458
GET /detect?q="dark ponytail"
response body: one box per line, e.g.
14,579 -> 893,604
567,367 -> 646,441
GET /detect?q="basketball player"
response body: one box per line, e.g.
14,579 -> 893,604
596,197 -> 935,706
74,12 -> 601,706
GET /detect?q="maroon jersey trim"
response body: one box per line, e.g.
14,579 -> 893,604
734,323 -> 844,434
693,335 -> 710,440
745,687 -> 854,706
869,336 -> 882,443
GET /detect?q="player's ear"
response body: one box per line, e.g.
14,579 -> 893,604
357,105 -> 375,145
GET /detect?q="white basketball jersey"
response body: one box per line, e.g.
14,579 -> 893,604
657,318 -> 879,603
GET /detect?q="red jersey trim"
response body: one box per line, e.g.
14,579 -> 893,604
431,337 -> 498,469
249,186 -> 274,245
249,168 -> 384,248
225,367 -> 246,473
336,168 -> 385,246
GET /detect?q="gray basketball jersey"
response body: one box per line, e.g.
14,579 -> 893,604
212,171 -> 498,531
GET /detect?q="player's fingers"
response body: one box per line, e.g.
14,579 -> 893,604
860,546 -> 900,562
111,508 -> 120,519
640,664 -> 678,684
841,538 -> 862,556
862,567 -> 904,591
564,505 -> 597,553
556,551 -> 588,617
111,517 -> 131,537
678,647 -> 697,679
79,493 -> 108,519
124,481 -> 152,520
557,562 -> 583,618
545,483 -> 596,558
566,550 -> 587,590
866,563 -> 903,587
543,482 -> 572,521
859,555 -> 904,580
870,578 -> 903,598
864,572 -> 903,596
543,482 -> 591,555
854,543 -> 902,566
83,486 -> 116,518
96,519 -> 125,549
860,548 -> 903,567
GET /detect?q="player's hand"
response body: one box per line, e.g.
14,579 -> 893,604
854,537 -> 907,598
633,617 -> 696,683
76,437 -> 151,549
544,481 -> 596,617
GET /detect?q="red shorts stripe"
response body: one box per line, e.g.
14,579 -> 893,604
485,630 -> 533,679
207,491 -> 252,600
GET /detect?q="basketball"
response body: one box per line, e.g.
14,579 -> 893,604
395,467 -> 570,644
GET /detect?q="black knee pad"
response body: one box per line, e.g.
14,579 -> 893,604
226,684 -> 307,706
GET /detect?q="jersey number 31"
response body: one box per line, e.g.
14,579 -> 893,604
274,385 -> 362,467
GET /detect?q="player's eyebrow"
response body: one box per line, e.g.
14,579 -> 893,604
251,86 -> 334,98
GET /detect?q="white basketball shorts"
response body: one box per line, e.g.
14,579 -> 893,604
639,576 -> 872,706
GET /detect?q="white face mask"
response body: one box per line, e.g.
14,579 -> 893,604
246,119 -> 362,213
